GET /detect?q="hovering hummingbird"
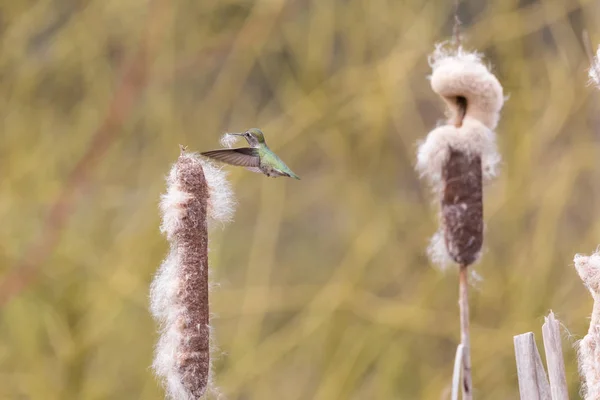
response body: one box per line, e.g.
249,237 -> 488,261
201,128 -> 300,180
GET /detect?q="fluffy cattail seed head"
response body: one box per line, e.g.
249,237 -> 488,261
417,44 -> 503,269
574,252 -> 600,400
150,148 -> 235,399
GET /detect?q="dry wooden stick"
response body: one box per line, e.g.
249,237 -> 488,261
452,344 -> 464,400
514,332 -> 551,400
541,311 -> 569,399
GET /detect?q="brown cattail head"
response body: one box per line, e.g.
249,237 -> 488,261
150,149 -> 235,399
574,252 -> 600,400
442,150 -> 483,266
417,44 -> 503,269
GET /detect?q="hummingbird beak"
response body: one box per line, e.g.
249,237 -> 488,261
230,132 -> 245,136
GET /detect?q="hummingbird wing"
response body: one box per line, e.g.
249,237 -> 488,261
200,148 -> 260,167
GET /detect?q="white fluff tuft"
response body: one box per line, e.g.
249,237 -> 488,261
149,250 -> 179,320
416,118 -> 500,192
219,133 -> 240,148
416,125 -> 457,189
429,43 -> 504,130
575,252 -> 600,295
426,228 -> 483,271
589,47 -> 600,88
428,42 -> 484,70
159,168 -> 192,240
427,230 -> 452,270
200,157 -> 236,225
150,251 -> 189,399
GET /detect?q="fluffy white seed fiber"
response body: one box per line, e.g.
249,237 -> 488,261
427,230 -> 453,270
200,157 -> 236,225
575,251 -> 600,400
429,43 -> 504,130
589,47 -> 600,88
219,133 -> 240,148
575,252 -> 600,295
416,118 -> 500,192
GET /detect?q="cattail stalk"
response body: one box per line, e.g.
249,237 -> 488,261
416,42 -> 504,399
150,146 -> 235,399
458,265 -> 472,398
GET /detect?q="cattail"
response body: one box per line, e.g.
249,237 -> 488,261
417,44 -> 503,267
574,252 -> 600,400
150,145 -> 235,399
415,43 -> 504,399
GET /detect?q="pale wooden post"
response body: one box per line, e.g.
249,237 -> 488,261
514,332 -> 551,400
451,344 -> 464,400
542,312 -> 569,400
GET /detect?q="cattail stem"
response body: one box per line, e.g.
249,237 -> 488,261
459,264 -> 472,400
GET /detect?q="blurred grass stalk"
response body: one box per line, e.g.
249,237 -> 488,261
150,147 -> 235,399
0,0 -> 170,307
416,43 -> 504,398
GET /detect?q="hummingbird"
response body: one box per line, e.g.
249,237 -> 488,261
201,128 -> 300,180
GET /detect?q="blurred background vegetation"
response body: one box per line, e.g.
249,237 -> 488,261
1,0 -> 600,398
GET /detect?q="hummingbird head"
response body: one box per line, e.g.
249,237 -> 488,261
233,128 -> 266,147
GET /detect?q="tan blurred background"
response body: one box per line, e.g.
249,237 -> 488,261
1,0 -> 600,398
